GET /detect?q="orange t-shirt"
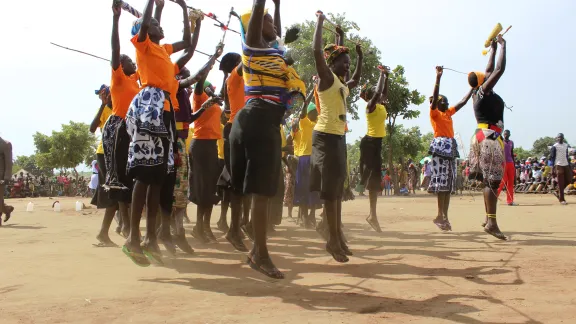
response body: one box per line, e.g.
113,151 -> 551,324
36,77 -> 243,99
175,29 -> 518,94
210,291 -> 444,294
170,64 -> 180,110
110,67 -> 140,119
192,92 -> 222,140
131,34 -> 178,111
430,106 -> 456,138
227,69 -> 245,123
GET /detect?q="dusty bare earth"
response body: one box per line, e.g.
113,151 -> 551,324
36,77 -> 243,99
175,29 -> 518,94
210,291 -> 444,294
1,193 -> 575,324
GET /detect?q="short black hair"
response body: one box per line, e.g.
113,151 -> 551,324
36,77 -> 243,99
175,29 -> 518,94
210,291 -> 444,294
219,53 -> 241,73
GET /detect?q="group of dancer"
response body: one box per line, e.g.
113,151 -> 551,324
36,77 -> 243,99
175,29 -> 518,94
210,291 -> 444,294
85,0 -> 521,279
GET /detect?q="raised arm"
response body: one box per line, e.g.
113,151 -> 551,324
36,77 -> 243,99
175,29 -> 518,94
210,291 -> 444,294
153,0 -> 164,23
272,0 -> 281,38
453,88 -> 474,112
174,18 -> 202,70
381,68 -> 390,103
137,0 -> 156,42
313,13 -> 334,91
346,44 -> 363,89
180,45 -> 223,89
111,2 -> 121,70
335,25 -> 344,46
90,93 -> 110,133
171,0 -> 192,53
430,66 -> 443,110
366,69 -> 386,113
482,35 -> 506,93
246,0 -> 266,48
484,40 -> 498,77
299,88 -> 315,118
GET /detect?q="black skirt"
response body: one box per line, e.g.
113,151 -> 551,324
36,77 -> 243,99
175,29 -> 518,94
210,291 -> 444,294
188,139 -> 220,206
359,135 -> 383,192
102,115 -> 133,202
229,99 -> 284,197
310,130 -> 347,201
90,154 -> 117,209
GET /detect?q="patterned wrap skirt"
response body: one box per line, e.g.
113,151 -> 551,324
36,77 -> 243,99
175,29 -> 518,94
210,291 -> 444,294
468,128 -> 505,185
173,138 -> 189,209
427,137 -> 459,193
125,87 -> 175,185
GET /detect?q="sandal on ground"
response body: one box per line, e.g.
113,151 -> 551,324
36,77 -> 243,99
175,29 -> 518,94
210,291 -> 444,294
122,245 -> 150,267
484,227 -> 508,241
246,254 -> 284,279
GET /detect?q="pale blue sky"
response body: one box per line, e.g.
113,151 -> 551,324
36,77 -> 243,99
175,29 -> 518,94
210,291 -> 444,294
1,0 -> 574,160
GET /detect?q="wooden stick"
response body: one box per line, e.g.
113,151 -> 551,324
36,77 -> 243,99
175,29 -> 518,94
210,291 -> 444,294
50,42 -> 110,62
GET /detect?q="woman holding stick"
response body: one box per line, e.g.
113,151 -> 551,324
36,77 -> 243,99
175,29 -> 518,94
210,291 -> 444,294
311,11 -> 363,263
122,0 -> 191,266
428,66 -> 472,231
467,35 -> 508,240
99,1 -> 139,247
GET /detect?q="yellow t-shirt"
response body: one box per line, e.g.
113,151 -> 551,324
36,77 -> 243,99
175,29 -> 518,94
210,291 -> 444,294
292,129 -> 302,157
296,117 -> 315,156
185,127 -> 195,154
315,74 -> 349,135
96,106 -> 113,154
217,124 -> 225,160
281,126 -> 287,157
366,104 -> 388,138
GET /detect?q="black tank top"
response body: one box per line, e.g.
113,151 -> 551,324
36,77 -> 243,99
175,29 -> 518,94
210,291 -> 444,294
473,87 -> 504,128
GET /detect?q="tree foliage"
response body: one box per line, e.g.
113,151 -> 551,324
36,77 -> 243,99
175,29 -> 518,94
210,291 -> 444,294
417,132 -> 434,162
382,125 -> 423,167
33,122 -> 97,179
513,146 -> 533,161
347,125 -> 423,171
12,155 -> 53,177
288,13 -> 382,120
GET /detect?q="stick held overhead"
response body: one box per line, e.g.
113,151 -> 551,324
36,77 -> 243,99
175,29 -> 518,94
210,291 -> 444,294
50,42 -> 110,62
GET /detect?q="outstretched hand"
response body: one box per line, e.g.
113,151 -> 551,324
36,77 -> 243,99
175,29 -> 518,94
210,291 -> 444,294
497,34 -> 506,45
214,43 -> 224,58
155,0 -> 165,7
202,96 -> 223,110
316,10 -> 326,21
112,0 -> 121,16
436,66 -> 443,77
355,43 -> 363,56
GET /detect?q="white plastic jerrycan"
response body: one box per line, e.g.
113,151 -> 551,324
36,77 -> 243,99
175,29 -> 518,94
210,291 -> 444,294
26,202 -> 34,212
53,201 -> 61,212
75,201 -> 83,212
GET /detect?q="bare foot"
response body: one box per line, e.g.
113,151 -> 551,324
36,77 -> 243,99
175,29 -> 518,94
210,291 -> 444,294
326,242 -> 349,263
173,233 -> 194,254
204,226 -> 218,243
191,226 -> 210,244
216,220 -> 230,234
366,216 -> 382,232
225,231 -> 248,252
94,233 -> 118,247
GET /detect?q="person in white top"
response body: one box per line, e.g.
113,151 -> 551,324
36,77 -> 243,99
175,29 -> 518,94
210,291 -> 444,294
550,133 -> 572,205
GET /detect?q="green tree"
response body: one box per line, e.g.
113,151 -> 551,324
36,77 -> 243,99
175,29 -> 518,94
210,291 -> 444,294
513,146 -> 533,161
12,155 -> 53,177
385,65 -> 426,194
288,13 -> 382,120
347,138 -> 362,172
33,121 -> 97,181
417,132 -> 434,162
382,125 -> 423,168
531,136 -> 561,158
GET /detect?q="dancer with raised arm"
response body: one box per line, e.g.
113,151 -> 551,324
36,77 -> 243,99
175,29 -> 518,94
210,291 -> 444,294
122,0 -> 191,266
359,66 -> 389,233
468,35 -> 508,240
229,0 -> 304,278
311,11 -> 363,262
428,66 -> 472,231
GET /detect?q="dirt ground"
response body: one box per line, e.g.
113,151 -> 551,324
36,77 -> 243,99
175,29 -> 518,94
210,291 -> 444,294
1,193 -> 575,324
